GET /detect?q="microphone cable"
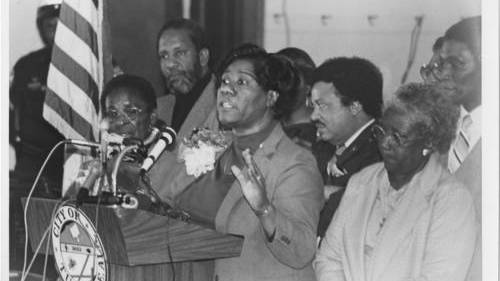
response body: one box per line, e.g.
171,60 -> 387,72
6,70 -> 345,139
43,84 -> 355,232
21,198 -> 69,281
21,140 -> 66,279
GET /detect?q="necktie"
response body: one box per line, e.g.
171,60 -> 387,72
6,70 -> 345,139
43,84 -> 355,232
326,144 -> 347,178
449,114 -> 472,172
335,144 -> 346,156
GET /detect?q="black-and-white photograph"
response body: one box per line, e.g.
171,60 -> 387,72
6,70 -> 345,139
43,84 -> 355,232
4,0 -> 498,280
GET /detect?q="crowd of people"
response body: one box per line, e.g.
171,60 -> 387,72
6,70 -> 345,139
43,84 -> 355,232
10,2 -> 482,280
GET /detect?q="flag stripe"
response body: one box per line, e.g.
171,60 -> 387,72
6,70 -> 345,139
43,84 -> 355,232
45,89 -> 96,142
51,44 -> 99,112
45,0 -> 105,196
65,0 -> 99,29
43,106 -> 85,141
54,22 -> 99,83
59,3 -> 99,58
47,66 -> 99,124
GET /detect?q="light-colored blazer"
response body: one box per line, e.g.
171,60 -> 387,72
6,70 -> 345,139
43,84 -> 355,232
455,141 -> 481,281
152,124 -> 324,281
156,75 -> 219,138
314,154 -> 477,281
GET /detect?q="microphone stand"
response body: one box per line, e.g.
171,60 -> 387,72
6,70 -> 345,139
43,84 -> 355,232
111,144 -> 140,196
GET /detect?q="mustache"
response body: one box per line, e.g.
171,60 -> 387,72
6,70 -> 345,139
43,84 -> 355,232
165,69 -> 195,81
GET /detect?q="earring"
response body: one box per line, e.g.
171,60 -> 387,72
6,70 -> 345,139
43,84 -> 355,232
422,148 -> 431,156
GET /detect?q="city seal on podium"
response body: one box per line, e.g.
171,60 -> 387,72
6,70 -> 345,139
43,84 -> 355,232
51,205 -> 108,281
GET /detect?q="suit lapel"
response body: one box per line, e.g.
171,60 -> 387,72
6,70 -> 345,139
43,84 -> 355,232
369,155 -> 443,281
178,76 -> 217,138
344,167 -> 384,281
215,124 -> 284,232
454,140 -> 481,222
173,144 -> 228,200
337,123 -> 375,166
151,140 -> 228,203
156,94 -> 175,126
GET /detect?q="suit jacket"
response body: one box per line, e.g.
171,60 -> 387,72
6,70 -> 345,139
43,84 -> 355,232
317,123 -> 381,237
150,75 -> 219,202
156,75 -> 219,138
454,141 -> 481,281
152,124 -> 324,281
314,154 -> 477,281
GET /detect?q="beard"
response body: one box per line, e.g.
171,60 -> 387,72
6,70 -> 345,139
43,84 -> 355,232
165,63 -> 203,96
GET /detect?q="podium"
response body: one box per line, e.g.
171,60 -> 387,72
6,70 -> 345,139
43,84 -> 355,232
23,197 -> 243,281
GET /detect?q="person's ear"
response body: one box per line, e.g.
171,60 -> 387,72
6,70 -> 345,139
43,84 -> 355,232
149,111 -> 158,126
199,48 -> 210,68
421,143 -> 434,157
349,101 -> 363,115
266,90 -> 279,107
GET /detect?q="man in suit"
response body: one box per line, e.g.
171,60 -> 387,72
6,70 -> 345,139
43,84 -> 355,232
422,16 -> 481,281
310,57 -> 383,238
156,18 -> 218,137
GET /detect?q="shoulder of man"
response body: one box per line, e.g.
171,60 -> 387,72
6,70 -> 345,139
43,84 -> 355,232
14,48 -> 51,69
272,125 -> 319,171
156,94 -> 175,125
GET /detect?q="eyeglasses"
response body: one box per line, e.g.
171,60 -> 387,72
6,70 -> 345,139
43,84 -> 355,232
372,124 -> 418,147
105,107 -> 144,121
419,57 -> 467,81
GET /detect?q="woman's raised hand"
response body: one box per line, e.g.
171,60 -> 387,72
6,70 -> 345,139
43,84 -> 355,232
231,149 -> 269,212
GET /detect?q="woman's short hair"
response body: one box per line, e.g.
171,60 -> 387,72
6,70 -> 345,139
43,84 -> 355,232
389,83 -> 460,153
216,43 -> 301,119
101,74 -> 157,113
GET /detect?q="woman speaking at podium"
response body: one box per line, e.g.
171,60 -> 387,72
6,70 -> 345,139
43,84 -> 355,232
151,44 -> 324,281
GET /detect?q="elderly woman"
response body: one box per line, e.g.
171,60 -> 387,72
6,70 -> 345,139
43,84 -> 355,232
314,83 -> 477,281
69,74 -> 164,205
101,74 -> 158,140
155,44 -> 323,281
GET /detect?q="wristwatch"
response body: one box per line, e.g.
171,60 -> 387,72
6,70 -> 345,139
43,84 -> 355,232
255,203 -> 273,217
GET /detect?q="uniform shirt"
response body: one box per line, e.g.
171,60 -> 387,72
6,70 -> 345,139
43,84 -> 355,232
10,47 -> 64,184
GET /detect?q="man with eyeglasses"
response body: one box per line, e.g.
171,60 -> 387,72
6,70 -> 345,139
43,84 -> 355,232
156,18 -> 218,137
420,36 -> 444,84
423,16 -> 481,281
310,57 -> 383,239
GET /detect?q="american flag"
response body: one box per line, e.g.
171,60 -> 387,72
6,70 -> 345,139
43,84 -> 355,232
43,0 -> 110,193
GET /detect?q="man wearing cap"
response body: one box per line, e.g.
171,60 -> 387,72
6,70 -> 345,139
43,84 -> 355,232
10,0 -> 64,268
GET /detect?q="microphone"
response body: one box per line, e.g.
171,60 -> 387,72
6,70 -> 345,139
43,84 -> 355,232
140,126 -> 176,173
66,136 -> 144,150
142,119 -> 168,146
65,139 -> 101,148
67,119 -> 169,149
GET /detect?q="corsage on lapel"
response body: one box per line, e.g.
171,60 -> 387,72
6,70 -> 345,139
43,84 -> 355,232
178,128 -> 230,178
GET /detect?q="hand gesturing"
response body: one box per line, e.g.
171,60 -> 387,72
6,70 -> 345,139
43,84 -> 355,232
231,149 -> 269,211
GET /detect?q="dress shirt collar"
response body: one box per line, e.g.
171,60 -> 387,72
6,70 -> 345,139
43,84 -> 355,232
343,119 -> 375,148
460,105 -> 481,146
